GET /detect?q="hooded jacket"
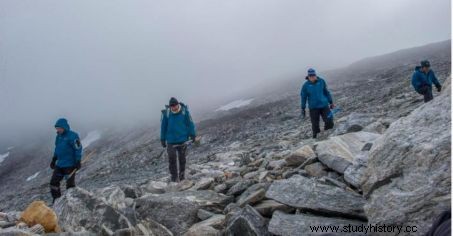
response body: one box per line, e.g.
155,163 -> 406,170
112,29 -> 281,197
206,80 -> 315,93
300,77 -> 333,109
53,118 -> 83,168
411,66 -> 441,93
160,103 -> 196,144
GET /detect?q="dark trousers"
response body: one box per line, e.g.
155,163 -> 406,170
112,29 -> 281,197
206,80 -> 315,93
167,143 -> 187,182
50,167 -> 76,200
309,106 -> 334,138
420,85 -> 434,103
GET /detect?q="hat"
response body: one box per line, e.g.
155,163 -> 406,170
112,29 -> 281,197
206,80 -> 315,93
169,97 -> 179,106
421,60 -> 430,67
307,68 -> 316,76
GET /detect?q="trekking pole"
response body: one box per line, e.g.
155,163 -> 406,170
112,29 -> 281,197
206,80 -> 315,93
64,150 -> 95,180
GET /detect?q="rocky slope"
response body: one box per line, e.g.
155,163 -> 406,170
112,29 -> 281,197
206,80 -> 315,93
0,40 -> 451,235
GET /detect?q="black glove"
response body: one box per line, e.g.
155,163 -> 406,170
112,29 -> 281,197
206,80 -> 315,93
301,109 -> 306,119
75,161 -> 81,170
436,85 -> 442,92
50,156 -> 57,169
161,140 -> 167,148
189,135 -> 196,143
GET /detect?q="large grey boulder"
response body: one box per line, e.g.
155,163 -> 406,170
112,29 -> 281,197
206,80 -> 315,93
268,211 -> 364,236
225,205 -> 270,236
315,131 -> 381,174
53,187 -> 132,233
135,190 -> 233,235
266,175 -> 366,219
362,78 -> 451,235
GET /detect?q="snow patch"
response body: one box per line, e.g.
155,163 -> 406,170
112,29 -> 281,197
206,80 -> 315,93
82,130 -> 101,148
216,98 -> 254,111
26,171 -> 40,181
0,152 -> 9,164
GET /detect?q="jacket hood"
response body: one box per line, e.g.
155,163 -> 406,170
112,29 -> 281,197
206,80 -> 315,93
55,118 -> 70,131
414,66 -> 421,71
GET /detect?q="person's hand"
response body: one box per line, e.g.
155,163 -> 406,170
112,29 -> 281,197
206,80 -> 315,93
301,109 -> 306,119
436,85 -> 442,92
75,161 -> 81,170
161,140 -> 167,148
189,135 -> 196,143
330,104 -> 336,109
50,156 -> 57,169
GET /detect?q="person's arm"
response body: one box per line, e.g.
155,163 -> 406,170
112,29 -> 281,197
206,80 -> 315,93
186,109 -> 196,138
300,84 -> 308,109
160,110 -> 168,142
51,137 -> 58,169
323,80 -> 333,105
431,71 -> 441,88
72,134 -> 83,162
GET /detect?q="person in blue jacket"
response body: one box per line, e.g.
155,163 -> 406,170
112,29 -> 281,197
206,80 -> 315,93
300,68 -> 336,138
161,97 -> 196,182
50,118 -> 83,203
411,60 -> 442,103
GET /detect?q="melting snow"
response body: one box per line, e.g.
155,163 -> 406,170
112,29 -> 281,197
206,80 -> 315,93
0,152 -> 9,164
26,171 -> 40,181
216,98 -> 254,111
82,130 -> 101,148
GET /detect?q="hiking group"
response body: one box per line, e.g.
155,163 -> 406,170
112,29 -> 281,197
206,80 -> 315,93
48,60 -> 442,203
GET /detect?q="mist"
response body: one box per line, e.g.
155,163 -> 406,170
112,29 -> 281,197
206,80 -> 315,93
0,0 -> 450,144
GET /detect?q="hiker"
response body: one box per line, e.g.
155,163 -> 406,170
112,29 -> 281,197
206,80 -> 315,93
160,97 -> 196,182
300,68 -> 335,138
49,118 -> 82,203
411,60 -> 442,103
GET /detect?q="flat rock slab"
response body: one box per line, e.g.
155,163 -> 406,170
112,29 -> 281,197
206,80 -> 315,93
135,190 -> 233,235
315,131 -> 381,173
265,175 -> 366,219
268,211 -> 365,236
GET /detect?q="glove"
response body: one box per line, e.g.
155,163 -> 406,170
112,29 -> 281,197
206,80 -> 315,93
189,135 -> 196,143
161,140 -> 167,148
50,156 -> 57,169
329,104 -> 336,109
75,161 -> 81,170
301,109 -> 306,119
436,85 -> 442,92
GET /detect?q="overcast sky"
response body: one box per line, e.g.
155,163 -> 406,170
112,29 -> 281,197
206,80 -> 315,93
0,0 -> 450,143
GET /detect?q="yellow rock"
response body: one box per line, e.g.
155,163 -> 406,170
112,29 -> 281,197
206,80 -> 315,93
20,201 -> 60,233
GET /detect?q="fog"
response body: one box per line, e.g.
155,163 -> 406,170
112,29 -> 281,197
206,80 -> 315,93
0,0 -> 450,144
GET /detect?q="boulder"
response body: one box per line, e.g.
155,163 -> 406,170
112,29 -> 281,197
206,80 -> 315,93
190,177 -> 214,191
332,112 -> 377,135
237,189 -> 265,207
285,145 -> 316,166
315,131 -> 381,174
268,211 -> 364,236
95,186 -> 127,210
304,162 -> 328,177
343,164 -> 367,188
197,209 -> 216,221
361,79 -> 451,235
20,201 -> 60,233
143,181 -> 168,194
265,175 -> 366,219
135,190 -> 232,235
253,200 -> 293,217
225,205 -> 270,236
185,214 -> 225,236
226,180 -> 256,196
213,184 -> 228,193
135,219 -> 173,236
53,187 -> 132,233
267,159 -> 287,170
